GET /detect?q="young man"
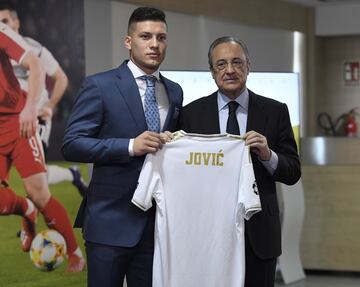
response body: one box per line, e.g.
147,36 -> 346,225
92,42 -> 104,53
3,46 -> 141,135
0,4 -> 87,197
62,6 -> 183,287
178,36 -> 301,287
0,21 -> 85,273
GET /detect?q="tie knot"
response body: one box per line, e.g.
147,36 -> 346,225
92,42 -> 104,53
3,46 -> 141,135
141,75 -> 157,87
228,101 -> 239,114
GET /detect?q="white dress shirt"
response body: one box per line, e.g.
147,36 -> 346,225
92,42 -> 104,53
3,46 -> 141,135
217,88 -> 278,175
127,60 -> 169,156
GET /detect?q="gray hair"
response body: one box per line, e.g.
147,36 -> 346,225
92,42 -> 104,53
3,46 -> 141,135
208,36 -> 250,68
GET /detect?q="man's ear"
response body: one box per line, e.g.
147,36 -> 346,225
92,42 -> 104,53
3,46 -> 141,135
124,35 -> 131,50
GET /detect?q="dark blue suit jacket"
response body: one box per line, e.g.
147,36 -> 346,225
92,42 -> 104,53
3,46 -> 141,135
62,61 -> 183,247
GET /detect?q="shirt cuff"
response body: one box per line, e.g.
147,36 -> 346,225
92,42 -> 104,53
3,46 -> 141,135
260,150 -> 278,175
129,138 -> 134,156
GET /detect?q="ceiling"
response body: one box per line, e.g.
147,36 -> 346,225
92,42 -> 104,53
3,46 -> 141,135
283,0 -> 360,6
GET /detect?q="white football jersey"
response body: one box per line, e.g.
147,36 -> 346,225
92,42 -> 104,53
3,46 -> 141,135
132,131 -> 261,287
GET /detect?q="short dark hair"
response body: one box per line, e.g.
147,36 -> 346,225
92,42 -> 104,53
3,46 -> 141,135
208,36 -> 250,68
0,3 -> 18,18
0,3 -> 16,12
128,7 -> 166,34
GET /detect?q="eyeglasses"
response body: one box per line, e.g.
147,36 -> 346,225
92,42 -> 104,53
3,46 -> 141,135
214,59 -> 247,71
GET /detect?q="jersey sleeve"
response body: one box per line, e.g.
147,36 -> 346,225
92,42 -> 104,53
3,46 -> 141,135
0,23 -> 31,64
132,153 -> 160,211
237,146 -> 262,221
38,46 -> 59,76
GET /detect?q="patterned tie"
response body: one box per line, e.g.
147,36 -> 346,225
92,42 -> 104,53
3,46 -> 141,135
141,75 -> 160,132
226,101 -> 240,135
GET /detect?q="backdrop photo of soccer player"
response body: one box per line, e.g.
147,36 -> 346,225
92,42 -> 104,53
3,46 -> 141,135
0,4 -> 87,197
0,22 -> 85,273
2,0 -> 85,162
62,6 -> 183,287
177,36 -> 301,287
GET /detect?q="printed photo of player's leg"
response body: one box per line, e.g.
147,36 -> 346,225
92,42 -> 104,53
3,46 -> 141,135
0,164 -> 89,285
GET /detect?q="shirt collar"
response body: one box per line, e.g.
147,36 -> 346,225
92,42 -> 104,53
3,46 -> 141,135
217,88 -> 249,112
127,60 -> 160,81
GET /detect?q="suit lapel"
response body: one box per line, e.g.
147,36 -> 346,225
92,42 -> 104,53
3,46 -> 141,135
161,76 -> 177,131
114,62 -> 147,131
207,92 -> 221,133
160,74 -> 181,131
246,90 -> 267,134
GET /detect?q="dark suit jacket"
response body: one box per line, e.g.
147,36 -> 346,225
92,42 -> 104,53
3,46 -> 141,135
62,61 -> 183,247
178,90 -> 300,259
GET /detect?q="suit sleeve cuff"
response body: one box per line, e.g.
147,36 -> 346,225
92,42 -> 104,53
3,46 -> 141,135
260,149 -> 278,175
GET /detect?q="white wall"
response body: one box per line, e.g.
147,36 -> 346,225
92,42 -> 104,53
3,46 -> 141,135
111,2 -> 296,72
84,0 -> 113,75
316,4 -> 360,36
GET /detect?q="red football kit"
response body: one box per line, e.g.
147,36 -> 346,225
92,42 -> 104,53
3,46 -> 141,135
0,23 -> 45,180
0,23 -> 84,270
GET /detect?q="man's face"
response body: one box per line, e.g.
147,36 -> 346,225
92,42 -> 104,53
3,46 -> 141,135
124,21 -> 167,74
210,42 -> 250,100
0,10 -> 19,32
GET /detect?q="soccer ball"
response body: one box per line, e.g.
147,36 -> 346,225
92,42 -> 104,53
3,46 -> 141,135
29,229 -> 67,271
